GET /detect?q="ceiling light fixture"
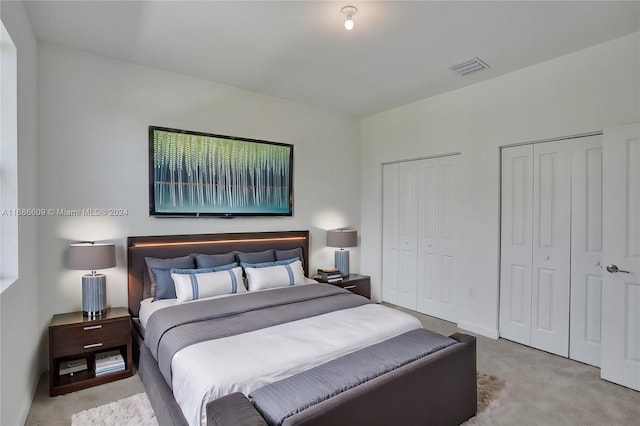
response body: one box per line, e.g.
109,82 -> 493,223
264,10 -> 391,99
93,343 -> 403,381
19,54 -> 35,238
341,6 -> 357,31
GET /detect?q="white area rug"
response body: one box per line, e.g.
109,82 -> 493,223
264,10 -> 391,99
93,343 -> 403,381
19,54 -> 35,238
71,392 -> 158,426
463,373 -> 506,425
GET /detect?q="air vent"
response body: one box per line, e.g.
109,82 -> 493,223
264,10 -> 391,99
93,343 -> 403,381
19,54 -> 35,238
449,57 -> 489,76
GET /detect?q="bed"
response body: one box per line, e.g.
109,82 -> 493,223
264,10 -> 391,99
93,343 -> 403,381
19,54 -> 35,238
127,230 -> 477,426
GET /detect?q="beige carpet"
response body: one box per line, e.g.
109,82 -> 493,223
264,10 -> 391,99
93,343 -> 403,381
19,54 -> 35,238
71,373 -> 503,425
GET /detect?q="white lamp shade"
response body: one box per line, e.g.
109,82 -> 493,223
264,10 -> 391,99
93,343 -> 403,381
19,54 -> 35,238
326,229 -> 357,248
69,243 -> 116,271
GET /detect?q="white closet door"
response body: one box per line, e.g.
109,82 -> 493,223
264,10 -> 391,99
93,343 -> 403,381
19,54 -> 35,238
382,163 -> 399,305
601,123 -> 640,391
530,141 -> 572,357
416,156 -> 458,322
570,135 -> 603,367
499,145 -> 534,345
435,156 -> 458,321
397,161 -> 418,310
417,159 -> 438,314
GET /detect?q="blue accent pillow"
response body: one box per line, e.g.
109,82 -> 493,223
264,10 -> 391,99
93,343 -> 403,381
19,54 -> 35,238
241,257 -> 299,269
150,267 -> 177,301
194,252 -> 237,269
236,250 -> 275,264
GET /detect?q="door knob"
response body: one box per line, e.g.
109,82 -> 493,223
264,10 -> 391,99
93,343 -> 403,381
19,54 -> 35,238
606,264 -> 630,274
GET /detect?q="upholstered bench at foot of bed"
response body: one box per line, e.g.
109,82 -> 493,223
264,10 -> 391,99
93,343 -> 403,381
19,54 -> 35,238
206,332 -> 477,426
207,393 -> 268,426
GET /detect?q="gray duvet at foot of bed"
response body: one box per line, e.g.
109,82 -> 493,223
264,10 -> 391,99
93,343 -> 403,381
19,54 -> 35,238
248,328 -> 457,426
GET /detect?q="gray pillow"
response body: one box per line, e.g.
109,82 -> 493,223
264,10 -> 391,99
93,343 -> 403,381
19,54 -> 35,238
194,252 -> 237,269
275,248 -> 304,265
150,267 -> 177,301
235,250 -> 275,264
145,255 -> 195,299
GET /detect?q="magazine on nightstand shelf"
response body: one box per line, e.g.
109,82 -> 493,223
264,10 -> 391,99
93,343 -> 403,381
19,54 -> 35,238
94,349 -> 125,376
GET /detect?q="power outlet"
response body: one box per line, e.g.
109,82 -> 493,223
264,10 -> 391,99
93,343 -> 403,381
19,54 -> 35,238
467,287 -> 476,299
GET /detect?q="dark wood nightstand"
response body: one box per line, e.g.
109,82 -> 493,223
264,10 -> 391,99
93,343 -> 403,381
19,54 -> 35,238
49,307 -> 133,396
319,274 -> 371,299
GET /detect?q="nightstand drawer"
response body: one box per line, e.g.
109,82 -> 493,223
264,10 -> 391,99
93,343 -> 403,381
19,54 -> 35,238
326,274 -> 371,299
338,281 -> 368,295
51,319 -> 130,358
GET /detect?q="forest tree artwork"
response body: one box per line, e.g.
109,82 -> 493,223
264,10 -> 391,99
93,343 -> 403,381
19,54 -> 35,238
149,127 -> 293,216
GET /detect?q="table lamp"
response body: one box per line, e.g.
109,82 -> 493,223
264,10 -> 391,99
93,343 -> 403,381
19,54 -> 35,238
326,229 -> 357,277
69,242 -> 116,317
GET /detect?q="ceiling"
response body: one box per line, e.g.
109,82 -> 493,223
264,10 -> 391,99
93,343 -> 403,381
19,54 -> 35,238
23,1 -> 640,117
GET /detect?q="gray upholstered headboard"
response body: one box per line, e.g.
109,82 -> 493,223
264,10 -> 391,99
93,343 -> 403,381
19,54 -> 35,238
127,230 -> 310,317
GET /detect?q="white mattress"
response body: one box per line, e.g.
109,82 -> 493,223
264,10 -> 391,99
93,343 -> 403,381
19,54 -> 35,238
170,303 -> 422,426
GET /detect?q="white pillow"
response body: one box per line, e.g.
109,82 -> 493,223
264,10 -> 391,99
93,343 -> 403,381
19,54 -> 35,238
171,266 -> 246,303
245,260 -> 306,291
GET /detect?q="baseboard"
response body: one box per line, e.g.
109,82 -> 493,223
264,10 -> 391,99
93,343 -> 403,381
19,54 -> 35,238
457,321 -> 499,339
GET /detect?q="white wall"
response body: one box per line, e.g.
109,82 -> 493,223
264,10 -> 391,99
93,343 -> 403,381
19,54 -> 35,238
361,32 -> 640,338
36,43 -> 361,367
0,1 -> 40,425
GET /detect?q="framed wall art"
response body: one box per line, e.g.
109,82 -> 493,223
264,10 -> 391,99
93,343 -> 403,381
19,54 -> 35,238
149,126 -> 293,217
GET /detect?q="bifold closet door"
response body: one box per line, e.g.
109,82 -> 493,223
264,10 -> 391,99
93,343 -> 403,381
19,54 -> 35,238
530,141 -> 572,357
382,161 -> 419,309
416,156 -> 458,322
570,135 -> 603,367
382,163 -> 400,305
397,162 -> 418,310
382,156 -> 458,317
499,145 -> 534,346
499,141 -> 572,357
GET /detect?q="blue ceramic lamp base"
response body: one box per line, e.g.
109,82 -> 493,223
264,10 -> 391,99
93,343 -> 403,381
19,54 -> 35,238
334,249 -> 350,277
82,274 -> 107,317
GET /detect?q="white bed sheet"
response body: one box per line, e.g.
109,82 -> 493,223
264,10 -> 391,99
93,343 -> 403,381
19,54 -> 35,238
170,303 -> 422,426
